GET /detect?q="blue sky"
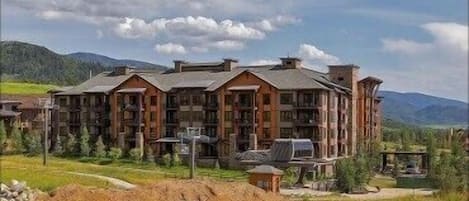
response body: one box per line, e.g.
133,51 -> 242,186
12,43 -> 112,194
2,0 -> 468,101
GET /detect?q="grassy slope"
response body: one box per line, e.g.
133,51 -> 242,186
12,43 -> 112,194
0,82 -> 57,94
0,155 -> 246,191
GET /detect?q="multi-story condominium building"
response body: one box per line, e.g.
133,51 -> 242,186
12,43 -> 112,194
50,57 -> 382,166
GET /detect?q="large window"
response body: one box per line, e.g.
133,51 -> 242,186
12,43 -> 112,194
225,111 -> 232,121
263,94 -> 270,105
280,111 -> 292,121
192,95 -> 202,105
180,95 -> 190,105
263,111 -> 271,122
280,128 -> 293,138
224,127 -> 233,138
59,98 -> 67,106
224,95 -> 232,105
280,93 -> 293,104
150,96 -> 157,106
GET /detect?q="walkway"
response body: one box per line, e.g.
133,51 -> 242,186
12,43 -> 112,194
66,172 -> 137,190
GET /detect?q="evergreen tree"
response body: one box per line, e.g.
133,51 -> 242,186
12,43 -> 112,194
53,134 -> 64,156
23,131 -> 41,156
80,125 -> 90,156
65,133 -> 76,155
145,146 -> 155,163
94,136 -> 106,158
392,157 -> 400,178
355,153 -> 370,186
436,152 -> 459,192
336,158 -> 356,193
10,123 -> 24,153
449,135 -> 466,191
0,121 -> 6,153
425,132 -> 438,178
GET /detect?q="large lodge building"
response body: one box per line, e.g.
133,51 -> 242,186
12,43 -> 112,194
49,57 -> 382,167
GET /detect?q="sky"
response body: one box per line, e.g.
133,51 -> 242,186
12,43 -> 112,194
1,0 -> 468,102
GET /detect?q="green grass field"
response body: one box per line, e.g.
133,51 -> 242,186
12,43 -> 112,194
0,82 -> 58,94
0,155 -> 246,191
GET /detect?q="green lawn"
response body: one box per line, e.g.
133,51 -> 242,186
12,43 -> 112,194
0,82 -> 58,94
0,155 -> 247,191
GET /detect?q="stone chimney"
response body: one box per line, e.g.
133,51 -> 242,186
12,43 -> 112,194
223,58 -> 238,71
280,57 -> 302,69
173,60 -> 187,73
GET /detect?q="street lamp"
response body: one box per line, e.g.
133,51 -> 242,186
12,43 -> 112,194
38,98 -> 59,166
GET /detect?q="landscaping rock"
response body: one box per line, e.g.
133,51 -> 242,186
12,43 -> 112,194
0,180 -> 38,201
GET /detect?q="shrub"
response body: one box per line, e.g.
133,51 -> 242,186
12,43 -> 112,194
0,120 -> 6,153
52,134 -> 64,156
108,147 -> 122,161
23,132 -> 42,156
9,124 -> 24,153
94,136 -> 106,158
129,148 -> 142,162
65,133 -> 77,156
336,158 -> 356,193
162,153 -> 171,168
80,125 -> 90,156
283,167 -> 298,186
172,153 -> 182,166
145,146 -> 155,163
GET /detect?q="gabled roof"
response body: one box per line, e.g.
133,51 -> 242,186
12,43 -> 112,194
56,63 -> 354,95
247,165 -> 284,175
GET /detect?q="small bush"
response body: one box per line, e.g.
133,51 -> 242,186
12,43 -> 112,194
65,133 -> 77,156
108,147 -> 122,161
9,124 -> 24,153
162,153 -> 171,168
98,158 -> 113,165
94,136 -> 106,158
80,125 -> 90,157
52,134 -> 64,156
23,132 -> 42,156
172,153 -> 182,166
145,146 -> 155,163
129,148 -> 142,162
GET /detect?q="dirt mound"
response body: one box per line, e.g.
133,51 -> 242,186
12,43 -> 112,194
38,179 -> 287,201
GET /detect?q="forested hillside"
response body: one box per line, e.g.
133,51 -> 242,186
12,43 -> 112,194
0,41 -> 109,85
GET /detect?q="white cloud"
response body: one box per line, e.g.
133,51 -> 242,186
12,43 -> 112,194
250,15 -> 300,31
96,30 -> 104,39
298,44 -> 341,65
248,59 -> 279,65
154,43 -> 187,55
379,22 -> 468,101
382,39 -> 432,55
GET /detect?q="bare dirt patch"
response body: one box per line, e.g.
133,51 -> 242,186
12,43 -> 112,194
38,179 -> 287,201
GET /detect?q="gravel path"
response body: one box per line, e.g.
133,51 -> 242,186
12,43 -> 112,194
66,172 -> 136,190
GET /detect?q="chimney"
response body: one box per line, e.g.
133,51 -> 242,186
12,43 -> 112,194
173,60 -> 187,73
113,65 -> 134,75
280,57 -> 302,69
223,58 -> 238,71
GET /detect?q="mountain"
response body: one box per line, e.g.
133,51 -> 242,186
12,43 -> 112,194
1,41 -> 109,85
0,41 -> 167,86
67,52 -> 167,70
379,91 -> 468,127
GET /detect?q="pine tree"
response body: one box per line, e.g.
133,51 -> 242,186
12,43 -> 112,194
10,123 -> 24,153
80,125 -> 90,156
425,132 -> 437,178
65,133 -> 76,155
94,136 -> 106,158
23,131 -> 41,156
0,121 -> 6,153
53,134 -> 64,156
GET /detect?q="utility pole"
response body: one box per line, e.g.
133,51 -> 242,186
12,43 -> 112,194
43,106 -> 48,166
190,136 -> 196,179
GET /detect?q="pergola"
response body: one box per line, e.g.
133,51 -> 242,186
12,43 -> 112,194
380,151 -> 429,172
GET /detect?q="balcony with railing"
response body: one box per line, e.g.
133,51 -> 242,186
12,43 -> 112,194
165,118 -> 179,125
203,102 -> 218,110
203,118 -> 218,125
122,103 -> 144,111
294,118 -> 319,127
165,102 -> 179,110
293,101 -> 320,110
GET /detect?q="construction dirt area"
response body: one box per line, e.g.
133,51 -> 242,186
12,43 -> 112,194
37,179 -> 288,201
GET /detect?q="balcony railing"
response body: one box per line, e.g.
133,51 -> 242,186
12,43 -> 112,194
294,119 -> 319,127
204,102 -> 218,110
165,102 -> 178,110
294,102 -> 320,109
165,118 -> 179,124
204,119 -> 218,125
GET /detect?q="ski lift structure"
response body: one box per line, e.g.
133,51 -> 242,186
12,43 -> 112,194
239,138 -> 340,185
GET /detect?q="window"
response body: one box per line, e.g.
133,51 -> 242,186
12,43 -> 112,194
180,95 -> 190,105
59,98 -> 67,106
150,128 -> 156,138
150,96 -> 157,105
263,94 -> 270,105
280,128 -> 293,138
180,111 -> 190,121
224,95 -> 232,105
280,93 -> 293,104
150,112 -> 156,121
192,111 -> 203,121
338,77 -> 344,81
59,112 -> 68,121
225,111 -> 232,121
280,111 -> 292,121
263,111 -> 270,122
224,127 -> 233,138
263,128 -> 271,138
192,95 -> 201,105
129,95 -> 137,104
